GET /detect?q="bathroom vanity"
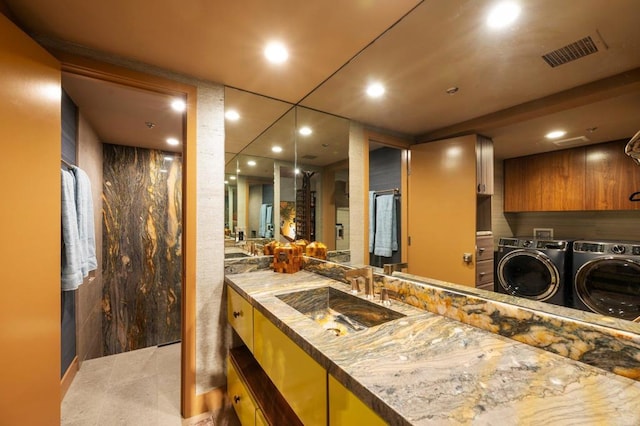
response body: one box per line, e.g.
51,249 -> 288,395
225,261 -> 640,425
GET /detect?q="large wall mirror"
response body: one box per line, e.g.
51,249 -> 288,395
224,88 -> 350,254
225,1 -> 640,333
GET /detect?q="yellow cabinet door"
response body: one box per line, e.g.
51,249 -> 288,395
227,357 -> 257,426
255,408 -> 267,426
228,286 -> 254,351
329,375 -> 386,426
253,309 -> 327,426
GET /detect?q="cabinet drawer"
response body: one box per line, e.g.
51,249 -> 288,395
253,309 -> 327,426
228,286 -> 254,351
228,358 -> 258,426
476,236 -> 494,261
476,259 -> 494,286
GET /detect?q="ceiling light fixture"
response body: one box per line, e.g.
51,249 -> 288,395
264,41 -> 289,64
272,146 -> 283,153
545,130 -> 567,139
166,137 -> 180,146
446,86 -> 459,95
171,99 -> 186,112
225,110 -> 240,121
145,121 -> 156,129
366,82 -> 385,98
224,180 -> 228,185
487,2 -> 521,29
299,126 -> 312,136
230,176 -> 236,180
247,160 -> 257,166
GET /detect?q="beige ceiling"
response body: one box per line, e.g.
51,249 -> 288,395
5,0 -> 640,162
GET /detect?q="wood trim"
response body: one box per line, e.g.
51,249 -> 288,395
365,128 -> 412,149
191,387 -> 227,416
400,149 -> 408,264
60,356 -> 79,401
52,52 -> 200,418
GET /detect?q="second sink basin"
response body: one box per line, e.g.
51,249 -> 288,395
276,286 -> 405,336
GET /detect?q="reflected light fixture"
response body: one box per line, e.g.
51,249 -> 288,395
545,130 -> 567,139
229,176 -> 236,180
366,82 -> 385,98
264,41 -> 289,64
164,156 -> 174,161
487,2 -> 521,29
166,137 -> 180,146
225,110 -> 240,121
247,160 -> 257,166
224,180 -> 228,184
299,126 -> 312,136
272,146 -> 283,153
171,99 -> 186,112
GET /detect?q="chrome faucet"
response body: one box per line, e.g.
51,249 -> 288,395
345,267 -> 374,299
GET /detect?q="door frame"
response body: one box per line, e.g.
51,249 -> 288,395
53,51 -> 200,417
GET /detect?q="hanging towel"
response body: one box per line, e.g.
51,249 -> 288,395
259,204 -> 268,237
373,194 -> 398,257
368,191 -> 375,253
71,166 -> 97,277
265,204 -> 273,237
61,169 -> 83,290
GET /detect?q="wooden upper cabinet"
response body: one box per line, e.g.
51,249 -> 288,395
585,140 -> 640,210
504,148 -> 586,212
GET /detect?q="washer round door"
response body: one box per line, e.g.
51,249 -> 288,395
497,249 -> 560,301
575,257 -> 640,321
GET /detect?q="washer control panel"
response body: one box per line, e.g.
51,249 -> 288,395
574,240 -> 640,256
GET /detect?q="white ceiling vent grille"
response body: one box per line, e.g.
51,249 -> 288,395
552,135 -> 590,147
542,36 -> 599,68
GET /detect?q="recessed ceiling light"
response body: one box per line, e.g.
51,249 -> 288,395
225,110 -> 240,121
224,180 -> 228,185
299,126 -> 312,136
545,130 -> 567,139
166,137 -> 180,146
264,41 -> 289,64
247,160 -> 257,166
236,168 -> 241,173
229,176 -> 236,180
446,87 -> 459,95
366,82 -> 385,98
171,99 -> 186,112
487,2 -> 521,29
272,146 -> 283,153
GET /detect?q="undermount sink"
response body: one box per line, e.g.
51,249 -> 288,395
276,286 -> 405,336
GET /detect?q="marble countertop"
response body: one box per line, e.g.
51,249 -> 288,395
226,270 -> 640,425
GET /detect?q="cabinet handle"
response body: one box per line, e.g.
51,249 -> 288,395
479,272 -> 486,277
233,311 -> 242,318
478,247 -> 485,253
233,395 -> 240,404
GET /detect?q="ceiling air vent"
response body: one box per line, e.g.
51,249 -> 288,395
542,36 -> 599,68
552,135 -> 590,147
301,154 -> 317,160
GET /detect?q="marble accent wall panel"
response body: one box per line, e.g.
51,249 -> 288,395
103,144 -> 182,355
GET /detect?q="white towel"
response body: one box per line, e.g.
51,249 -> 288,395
368,191 -> 375,253
71,166 -> 97,277
265,205 -> 273,238
259,204 -> 267,237
61,169 -> 83,290
373,194 -> 398,257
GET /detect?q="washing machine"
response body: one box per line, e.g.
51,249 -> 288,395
496,237 -> 573,307
571,240 -> 640,321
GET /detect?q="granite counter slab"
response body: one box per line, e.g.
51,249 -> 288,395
226,270 -> 640,425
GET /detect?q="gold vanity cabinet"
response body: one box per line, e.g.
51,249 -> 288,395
253,309 -> 327,426
328,374 -> 386,426
228,287 -> 254,351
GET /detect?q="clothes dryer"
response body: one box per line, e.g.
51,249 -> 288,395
496,237 -> 573,307
571,240 -> 640,321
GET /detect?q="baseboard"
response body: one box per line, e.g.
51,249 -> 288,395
60,355 -> 79,401
188,387 -> 226,418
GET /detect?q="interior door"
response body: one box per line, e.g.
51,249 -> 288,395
0,14 -> 62,425
408,135 -> 477,286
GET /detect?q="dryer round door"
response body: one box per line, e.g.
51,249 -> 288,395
575,257 -> 640,321
497,249 -> 560,301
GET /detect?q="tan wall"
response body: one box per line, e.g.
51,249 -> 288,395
0,14 -> 61,425
76,112 -> 104,362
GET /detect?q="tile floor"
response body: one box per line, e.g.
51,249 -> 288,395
61,343 -> 238,426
